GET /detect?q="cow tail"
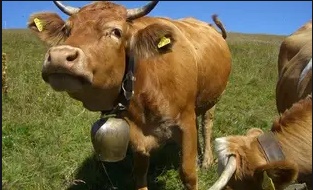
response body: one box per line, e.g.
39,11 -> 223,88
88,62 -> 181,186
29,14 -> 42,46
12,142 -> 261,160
212,14 -> 227,39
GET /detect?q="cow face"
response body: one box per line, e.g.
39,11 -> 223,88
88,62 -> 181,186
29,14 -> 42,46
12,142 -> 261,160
212,128 -> 298,190
27,1 -> 168,111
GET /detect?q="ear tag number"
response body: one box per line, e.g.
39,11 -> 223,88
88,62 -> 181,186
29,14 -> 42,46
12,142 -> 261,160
34,18 -> 44,32
157,36 -> 171,48
262,171 -> 275,190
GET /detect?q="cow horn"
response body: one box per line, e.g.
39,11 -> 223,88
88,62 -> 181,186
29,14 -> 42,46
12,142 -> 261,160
126,1 -> 159,20
53,1 -> 80,16
208,156 -> 237,190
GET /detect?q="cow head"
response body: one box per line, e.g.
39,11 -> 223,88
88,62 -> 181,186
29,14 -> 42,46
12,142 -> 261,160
28,1 -> 175,111
209,128 -> 298,190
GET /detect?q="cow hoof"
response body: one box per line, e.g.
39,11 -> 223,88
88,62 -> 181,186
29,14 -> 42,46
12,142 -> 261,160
201,162 -> 211,170
201,159 -> 214,169
201,154 -> 215,169
137,188 -> 148,190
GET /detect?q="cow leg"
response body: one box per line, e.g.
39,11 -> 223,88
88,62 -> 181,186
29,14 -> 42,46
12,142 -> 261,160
201,105 -> 216,169
177,110 -> 198,190
133,152 -> 150,190
196,115 -> 203,163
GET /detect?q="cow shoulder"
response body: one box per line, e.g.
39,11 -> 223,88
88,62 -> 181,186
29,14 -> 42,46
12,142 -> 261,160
130,23 -> 176,59
254,160 -> 298,189
28,12 -> 67,46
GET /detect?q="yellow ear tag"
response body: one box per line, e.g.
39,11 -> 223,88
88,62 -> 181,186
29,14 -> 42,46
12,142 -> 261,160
157,36 -> 171,48
262,171 -> 275,190
34,18 -> 44,32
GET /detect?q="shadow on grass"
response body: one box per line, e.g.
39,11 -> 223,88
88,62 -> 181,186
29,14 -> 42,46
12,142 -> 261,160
67,142 -> 180,190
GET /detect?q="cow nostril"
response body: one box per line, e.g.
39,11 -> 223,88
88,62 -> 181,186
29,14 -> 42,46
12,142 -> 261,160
66,51 -> 79,62
47,55 -> 51,62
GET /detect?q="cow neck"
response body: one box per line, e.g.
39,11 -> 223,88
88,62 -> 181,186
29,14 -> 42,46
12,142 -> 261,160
257,133 -> 308,190
257,131 -> 285,163
100,54 -> 136,117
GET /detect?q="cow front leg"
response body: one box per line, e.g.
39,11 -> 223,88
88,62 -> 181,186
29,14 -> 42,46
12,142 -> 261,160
134,152 -> 150,190
177,111 -> 198,190
201,105 -> 215,169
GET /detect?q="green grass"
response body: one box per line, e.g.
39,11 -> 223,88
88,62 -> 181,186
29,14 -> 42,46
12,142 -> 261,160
2,29 -> 286,190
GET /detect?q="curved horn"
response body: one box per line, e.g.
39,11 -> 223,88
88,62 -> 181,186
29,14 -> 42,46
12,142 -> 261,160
126,1 -> 159,20
53,1 -> 80,16
208,156 -> 237,190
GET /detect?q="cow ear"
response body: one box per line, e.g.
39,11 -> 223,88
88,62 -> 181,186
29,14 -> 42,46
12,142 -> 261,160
246,128 -> 263,138
130,23 -> 176,59
254,161 -> 298,189
27,12 -> 66,46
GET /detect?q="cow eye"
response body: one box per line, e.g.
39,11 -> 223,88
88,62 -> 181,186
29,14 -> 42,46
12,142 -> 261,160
62,25 -> 71,37
111,28 -> 122,38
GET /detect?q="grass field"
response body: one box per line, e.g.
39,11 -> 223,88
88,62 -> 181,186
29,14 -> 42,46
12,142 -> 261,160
2,29 -> 286,190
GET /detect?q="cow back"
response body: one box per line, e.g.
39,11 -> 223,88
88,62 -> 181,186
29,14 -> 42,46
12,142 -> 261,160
130,16 -> 231,111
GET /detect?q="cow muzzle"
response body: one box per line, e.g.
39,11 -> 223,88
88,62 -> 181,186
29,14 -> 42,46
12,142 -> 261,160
42,45 -> 92,92
91,117 -> 130,162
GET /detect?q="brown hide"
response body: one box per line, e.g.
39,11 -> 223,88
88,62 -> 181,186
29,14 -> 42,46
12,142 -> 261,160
276,21 -> 312,113
214,96 -> 312,190
28,2 -> 231,190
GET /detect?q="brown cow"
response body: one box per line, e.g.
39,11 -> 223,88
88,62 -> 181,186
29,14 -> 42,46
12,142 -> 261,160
208,95 -> 312,190
27,1 -> 231,189
276,21 -> 312,113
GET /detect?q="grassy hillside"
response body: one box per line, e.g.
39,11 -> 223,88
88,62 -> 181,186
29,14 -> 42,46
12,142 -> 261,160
2,29 -> 286,190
